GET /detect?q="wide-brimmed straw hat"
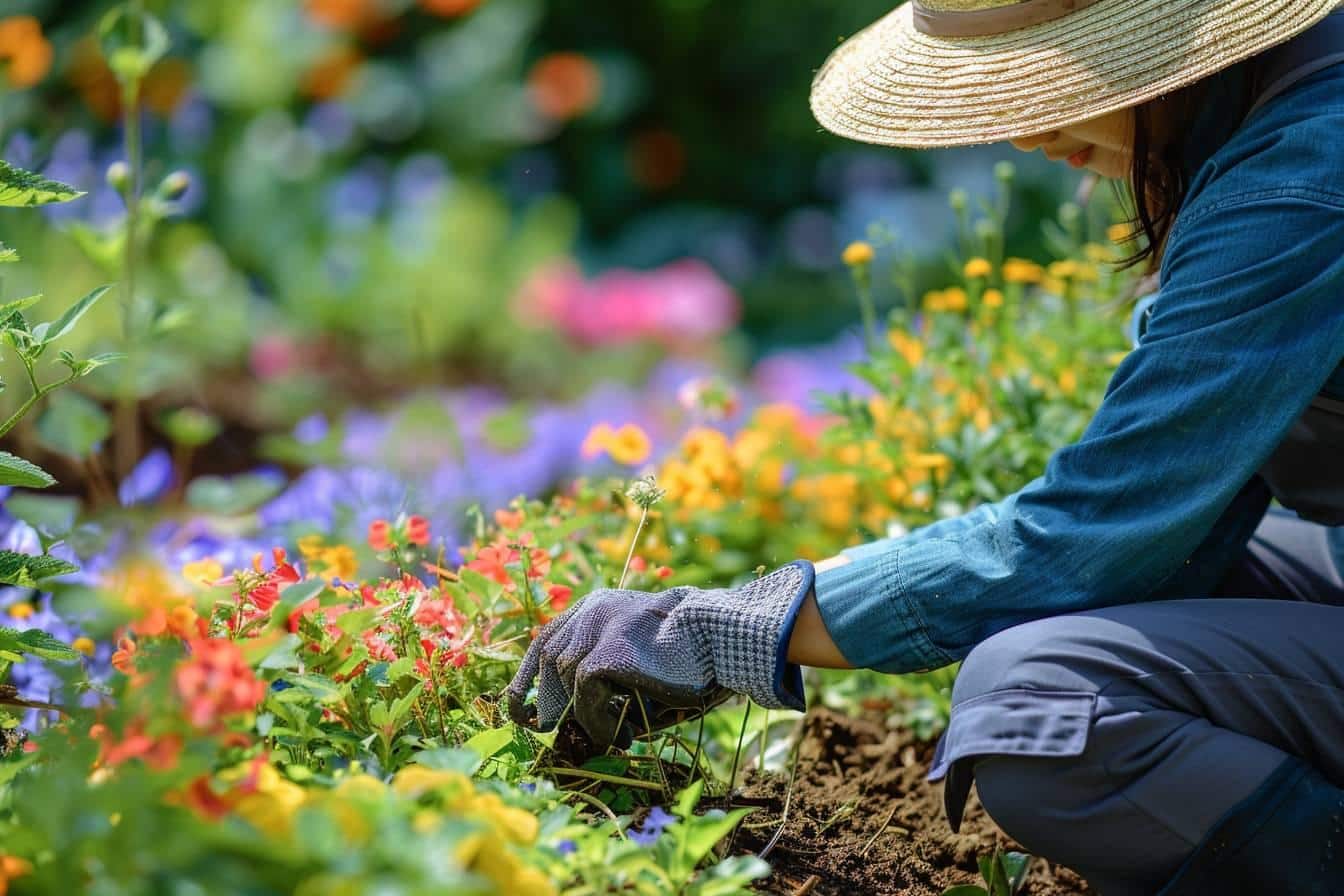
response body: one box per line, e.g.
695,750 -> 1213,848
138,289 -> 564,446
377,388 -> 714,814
811,0 -> 1342,148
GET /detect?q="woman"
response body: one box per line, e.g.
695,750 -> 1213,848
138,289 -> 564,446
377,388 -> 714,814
507,2 -> 1344,893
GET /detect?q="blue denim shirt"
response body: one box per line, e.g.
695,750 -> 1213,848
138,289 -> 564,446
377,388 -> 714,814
812,60 -> 1344,675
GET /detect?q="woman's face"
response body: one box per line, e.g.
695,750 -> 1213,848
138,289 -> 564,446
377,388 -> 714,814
1008,108 -> 1134,179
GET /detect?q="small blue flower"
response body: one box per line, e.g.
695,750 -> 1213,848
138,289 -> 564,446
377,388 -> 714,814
644,806 -> 676,834
555,839 -> 577,856
118,449 -> 175,506
628,826 -> 661,847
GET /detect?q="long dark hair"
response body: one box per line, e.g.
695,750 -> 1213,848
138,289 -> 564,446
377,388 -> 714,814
1119,58 -> 1268,273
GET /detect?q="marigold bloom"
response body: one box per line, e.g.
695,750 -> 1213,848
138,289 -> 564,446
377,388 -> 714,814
6,603 -> 33,620
174,639 -> 266,731
1002,258 -> 1044,284
182,558 -> 223,587
888,329 -> 925,367
982,288 -> 1005,309
0,16 -> 52,90
72,637 -> 96,656
842,241 -> 874,267
963,257 -> 993,278
1059,368 -> 1079,395
583,423 -> 651,466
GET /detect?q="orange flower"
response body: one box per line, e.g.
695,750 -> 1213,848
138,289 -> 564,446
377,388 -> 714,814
528,52 -> 601,121
306,0 -> 376,29
368,519 -> 393,552
405,515 -> 430,546
419,0 -> 482,16
0,853 -> 32,894
301,44 -> 362,100
111,636 -> 138,674
95,720 -> 183,771
494,508 -> 525,530
174,639 -> 266,731
0,16 -> 52,90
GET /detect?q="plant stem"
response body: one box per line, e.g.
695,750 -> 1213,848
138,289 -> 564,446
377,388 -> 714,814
115,57 -> 145,479
538,767 -> 666,792
0,372 -> 78,439
617,506 -> 649,590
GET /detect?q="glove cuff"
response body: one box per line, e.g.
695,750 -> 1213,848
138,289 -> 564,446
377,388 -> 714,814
705,561 -> 814,712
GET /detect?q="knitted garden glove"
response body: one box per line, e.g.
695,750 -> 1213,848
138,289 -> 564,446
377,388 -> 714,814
505,561 -> 814,748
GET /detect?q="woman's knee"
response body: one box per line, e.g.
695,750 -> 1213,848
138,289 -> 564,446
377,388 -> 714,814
953,614 -> 1110,705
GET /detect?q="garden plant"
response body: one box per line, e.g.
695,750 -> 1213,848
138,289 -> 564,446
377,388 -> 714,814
0,2 -> 1151,894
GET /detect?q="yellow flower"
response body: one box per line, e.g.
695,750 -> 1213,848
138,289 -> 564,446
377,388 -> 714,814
391,765 -> 472,799
842,241 -> 874,267
974,406 -> 992,432
6,603 -> 33,620
72,637 -> 96,656
963,257 -> 992,278
1107,222 -> 1133,244
232,765 -> 308,839
888,329 -> 925,366
1083,242 -> 1112,262
581,423 -> 652,466
181,558 -> 223,587
1002,258 -> 1044,284
941,287 -> 968,311
1047,260 -> 1078,279
907,452 -> 952,472
1058,368 -> 1078,395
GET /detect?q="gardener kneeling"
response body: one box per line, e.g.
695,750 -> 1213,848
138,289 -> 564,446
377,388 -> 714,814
510,2 -> 1344,894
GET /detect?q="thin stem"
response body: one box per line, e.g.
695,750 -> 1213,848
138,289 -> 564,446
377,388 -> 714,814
115,59 -> 145,478
0,372 -> 78,439
617,507 -> 649,590
538,767 -> 666,792
727,702 -> 751,793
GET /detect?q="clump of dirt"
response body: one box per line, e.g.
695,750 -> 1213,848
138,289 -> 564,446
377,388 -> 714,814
733,708 -> 1093,896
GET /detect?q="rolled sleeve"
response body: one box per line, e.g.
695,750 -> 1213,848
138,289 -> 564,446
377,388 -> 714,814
816,190 -> 1344,674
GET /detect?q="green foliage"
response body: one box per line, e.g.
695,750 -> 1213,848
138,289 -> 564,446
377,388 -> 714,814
0,160 -> 84,208
0,451 -> 56,488
943,849 -> 1033,896
0,551 -> 78,588
0,626 -> 82,662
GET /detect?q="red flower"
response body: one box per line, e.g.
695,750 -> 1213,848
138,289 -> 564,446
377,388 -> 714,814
546,584 -> 573,611
368,519 -> 392,552
94,720 -> 182,771
405,515 -> 430,546
245,549 -> 301,613
656,566 -> 674,579
111,636 -> 138,674
174,639 -> 267,731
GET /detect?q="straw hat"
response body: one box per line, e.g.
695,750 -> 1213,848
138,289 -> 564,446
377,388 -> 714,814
811,0 -> 1342,148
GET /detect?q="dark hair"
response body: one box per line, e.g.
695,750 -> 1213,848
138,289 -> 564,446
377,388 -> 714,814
1119,58 -> 1268,273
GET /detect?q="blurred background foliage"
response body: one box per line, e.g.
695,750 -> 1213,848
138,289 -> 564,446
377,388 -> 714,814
0,0 -> 1095,488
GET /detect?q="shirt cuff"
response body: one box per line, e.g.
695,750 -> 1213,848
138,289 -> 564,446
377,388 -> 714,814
813,544 -> 950,674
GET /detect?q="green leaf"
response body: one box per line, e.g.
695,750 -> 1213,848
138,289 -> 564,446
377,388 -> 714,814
0,295 -> 41,320
42,286 -> 112,345
415,747 -> 484,776
14,628 -> 80,661
0,452 -> 55,489
464,726 -> 514,762
185,472 -> 283,515
36,392 -> 110,458
0,551 -> 78,587
0,242 -> 17,263
0,160 -> 84,208
258,634 -> 302,670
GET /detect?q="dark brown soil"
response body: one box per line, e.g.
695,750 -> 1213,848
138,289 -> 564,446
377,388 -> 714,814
733,708 -> 1094,896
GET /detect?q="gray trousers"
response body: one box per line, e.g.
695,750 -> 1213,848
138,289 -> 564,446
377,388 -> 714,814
930,508 -> 1344,896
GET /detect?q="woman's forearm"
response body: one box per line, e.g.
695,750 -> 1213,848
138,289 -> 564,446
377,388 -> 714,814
788,555 -> 854,669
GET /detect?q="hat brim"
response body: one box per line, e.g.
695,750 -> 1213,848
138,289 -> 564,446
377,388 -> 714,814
811,0 -> 1341,148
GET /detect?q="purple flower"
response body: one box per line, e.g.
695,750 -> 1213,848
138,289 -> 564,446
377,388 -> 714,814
555,839 -> 577,855
118,449 -> 175,506
293,414 -> 329,445
629,805 -> 677,846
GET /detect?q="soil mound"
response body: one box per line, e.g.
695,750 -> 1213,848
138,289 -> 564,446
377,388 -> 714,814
734,708 -> 1093,896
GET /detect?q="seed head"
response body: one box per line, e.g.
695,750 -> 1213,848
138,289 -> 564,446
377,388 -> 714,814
625,475 -> 665,510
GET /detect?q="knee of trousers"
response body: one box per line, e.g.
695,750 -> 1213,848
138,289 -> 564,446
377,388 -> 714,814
931,616 -> 1112,833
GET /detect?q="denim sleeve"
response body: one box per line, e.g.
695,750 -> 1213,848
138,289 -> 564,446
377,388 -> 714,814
814,191 -> 1344,673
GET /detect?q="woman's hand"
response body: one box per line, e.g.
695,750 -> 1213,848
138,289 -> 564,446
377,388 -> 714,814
505,562 -> 816,748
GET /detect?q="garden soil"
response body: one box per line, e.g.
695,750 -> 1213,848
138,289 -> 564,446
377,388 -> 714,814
733,708 -> 1094,896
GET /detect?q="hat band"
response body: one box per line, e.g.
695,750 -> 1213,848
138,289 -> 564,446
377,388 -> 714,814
912,0 -> 1105,37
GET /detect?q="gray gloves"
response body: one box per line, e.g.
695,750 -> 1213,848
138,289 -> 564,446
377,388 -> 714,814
506,561 -> 814,747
